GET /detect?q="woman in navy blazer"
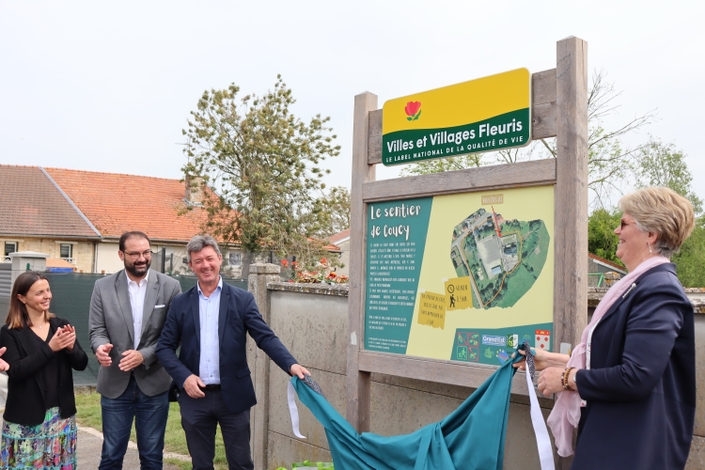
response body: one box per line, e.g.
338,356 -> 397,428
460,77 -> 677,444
0,272 -> 88,469
518,187 -> 696,469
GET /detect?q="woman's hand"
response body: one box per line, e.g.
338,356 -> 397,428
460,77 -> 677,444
537,367 -> 566,397
48,325 -> 76,352
513,348 -> 568,371
512,347 -> 534,370
0,346 -> 8,371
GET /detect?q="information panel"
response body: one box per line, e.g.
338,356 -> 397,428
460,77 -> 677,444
364,186 -> 554,366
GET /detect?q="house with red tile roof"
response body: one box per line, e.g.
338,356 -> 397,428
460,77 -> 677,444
1,165 -> 342,276
0,165 -> 241,274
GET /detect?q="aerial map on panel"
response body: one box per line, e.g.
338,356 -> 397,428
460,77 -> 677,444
450,207 -> 549,309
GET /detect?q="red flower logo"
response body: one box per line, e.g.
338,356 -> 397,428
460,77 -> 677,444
405,101 -> 422,121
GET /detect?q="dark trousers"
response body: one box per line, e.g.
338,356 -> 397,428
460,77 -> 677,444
99,375 -> 169,470
178,389 -> 254,470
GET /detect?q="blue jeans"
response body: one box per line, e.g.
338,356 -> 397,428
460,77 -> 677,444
99,376 -> 169,470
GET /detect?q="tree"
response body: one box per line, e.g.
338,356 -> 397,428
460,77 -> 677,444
633,137 -> 705,287
672,216 -> 705,287
399,153 -> 483,176
181,75 -> 341,276
303,186 -> 351,239
582,72 -> 653,207
586,209 -> 705,288
588,139 -> 704,286
636,137 -> 703,214
587,208 -> 622,266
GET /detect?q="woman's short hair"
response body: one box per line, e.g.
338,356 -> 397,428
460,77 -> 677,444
619,187 -> 695,258
6,271 -> 55,329
186,234 -> 222,262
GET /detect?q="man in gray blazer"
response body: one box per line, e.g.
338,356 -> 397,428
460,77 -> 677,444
89,231 -> 182,470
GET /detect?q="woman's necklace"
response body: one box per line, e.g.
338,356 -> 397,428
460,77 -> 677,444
30,317 -> 48,332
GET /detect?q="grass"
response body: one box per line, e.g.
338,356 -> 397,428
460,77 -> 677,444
75,389 -> 228,470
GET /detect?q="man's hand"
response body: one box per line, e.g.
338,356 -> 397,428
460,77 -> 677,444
118,350 -> 145,372
95,343 -> 114,367
183,374 -> 206,399
290,363 -> 310,379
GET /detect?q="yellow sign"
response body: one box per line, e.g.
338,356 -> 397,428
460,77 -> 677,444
382,68 -> 531,165
417,291 -> 446,329
444,277 -> 472,310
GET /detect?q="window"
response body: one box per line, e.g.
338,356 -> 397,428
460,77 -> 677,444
3,242 -> 17,260
59,243 -> 73,261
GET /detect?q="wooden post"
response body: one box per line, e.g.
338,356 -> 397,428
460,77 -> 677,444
248,263 -> 281,469
347,92 -> 377,431
553,36 -> 588,358
554,36 -> 588,469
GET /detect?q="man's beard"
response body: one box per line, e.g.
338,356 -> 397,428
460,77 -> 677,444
126,259 -> 150,277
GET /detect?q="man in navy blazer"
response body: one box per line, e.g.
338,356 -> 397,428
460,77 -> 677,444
157,235 -> 309,470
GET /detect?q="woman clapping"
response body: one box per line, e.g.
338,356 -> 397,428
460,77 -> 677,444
0,271 -> 88,469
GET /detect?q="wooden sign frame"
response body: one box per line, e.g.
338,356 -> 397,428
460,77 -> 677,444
347,37 -> 588,435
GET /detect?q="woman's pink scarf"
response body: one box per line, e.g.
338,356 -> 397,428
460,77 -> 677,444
546,255 -> 670,456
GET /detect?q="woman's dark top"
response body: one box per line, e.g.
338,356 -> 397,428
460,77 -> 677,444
33,326 -> 60,410
0,316 -> 88,426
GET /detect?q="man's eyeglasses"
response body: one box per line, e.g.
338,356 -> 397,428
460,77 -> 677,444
122,250 -> 153,259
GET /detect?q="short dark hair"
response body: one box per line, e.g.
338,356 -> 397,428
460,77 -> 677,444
119,231 -> 151,251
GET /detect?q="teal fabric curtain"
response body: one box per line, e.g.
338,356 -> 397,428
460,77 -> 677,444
292,358 -> 518,470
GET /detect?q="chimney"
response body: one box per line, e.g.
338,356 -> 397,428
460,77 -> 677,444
184,174 -> 204,205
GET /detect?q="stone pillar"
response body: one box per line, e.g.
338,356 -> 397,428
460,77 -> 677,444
248,263 -> 281,470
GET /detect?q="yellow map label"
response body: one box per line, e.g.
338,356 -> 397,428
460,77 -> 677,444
418,291 -> 447,329
444,277 -> 472,310
481,194 -> 504,205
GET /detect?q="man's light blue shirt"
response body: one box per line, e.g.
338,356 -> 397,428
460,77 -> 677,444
197,276 -> 223,385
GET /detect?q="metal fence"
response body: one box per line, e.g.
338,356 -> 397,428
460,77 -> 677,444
0,264 -> 10,322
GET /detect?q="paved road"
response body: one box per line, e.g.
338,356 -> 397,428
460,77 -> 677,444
77,425 -> 189,469
2,382 -> 189,468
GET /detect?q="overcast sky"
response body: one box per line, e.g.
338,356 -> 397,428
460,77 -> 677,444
1,1 -> 702,207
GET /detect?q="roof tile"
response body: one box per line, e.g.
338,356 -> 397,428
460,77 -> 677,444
0,165 -> 99,238
44,168 -> 209,242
